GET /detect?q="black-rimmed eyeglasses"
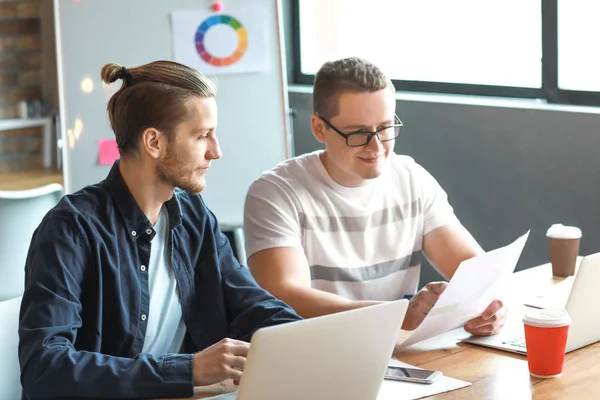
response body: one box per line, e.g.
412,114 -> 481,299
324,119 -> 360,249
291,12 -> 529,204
319,114 -> 403,147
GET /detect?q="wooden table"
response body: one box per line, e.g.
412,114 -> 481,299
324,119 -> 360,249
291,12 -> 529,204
191,260 -> 600,399
393,259 -> 600,399
0,168 -> 63,191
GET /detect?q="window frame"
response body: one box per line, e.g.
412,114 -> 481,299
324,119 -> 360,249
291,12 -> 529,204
291,0 -> 600,106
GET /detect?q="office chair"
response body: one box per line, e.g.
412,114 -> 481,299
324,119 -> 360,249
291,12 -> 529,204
0,296 -> 22,399
221,224 -> 247,266
0,183 -> 63,301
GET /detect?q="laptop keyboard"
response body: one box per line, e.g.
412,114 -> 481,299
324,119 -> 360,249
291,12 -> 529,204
503,337 -> 527,349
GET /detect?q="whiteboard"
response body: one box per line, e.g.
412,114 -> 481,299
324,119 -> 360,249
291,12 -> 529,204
54,0 -> 291,225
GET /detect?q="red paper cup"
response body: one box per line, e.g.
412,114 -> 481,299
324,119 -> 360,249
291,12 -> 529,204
523,308 -> 571,378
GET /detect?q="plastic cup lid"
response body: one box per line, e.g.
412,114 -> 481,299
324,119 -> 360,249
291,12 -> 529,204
546,224 -> 582,239
523,308 -> 571,328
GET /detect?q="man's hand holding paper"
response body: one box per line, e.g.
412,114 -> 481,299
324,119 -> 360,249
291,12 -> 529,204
404,285 -> 508,336
399,231 -> 529,348
402,282 -> 448,331
464,299 -> 508,336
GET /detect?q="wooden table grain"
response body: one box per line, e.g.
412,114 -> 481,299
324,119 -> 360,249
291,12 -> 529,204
0,168 -> 63,191
189,260 -> 595,399
390,260 -> 589,400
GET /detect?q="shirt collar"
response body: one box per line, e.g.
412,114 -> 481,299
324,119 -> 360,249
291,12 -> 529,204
105,160 -> 183,240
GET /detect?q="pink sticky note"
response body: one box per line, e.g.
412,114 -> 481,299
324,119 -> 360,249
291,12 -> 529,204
98,139 -> 119,165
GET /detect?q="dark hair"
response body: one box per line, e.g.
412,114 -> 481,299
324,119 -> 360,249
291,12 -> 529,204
100,60 -> 216,156
313,57 -> 395,119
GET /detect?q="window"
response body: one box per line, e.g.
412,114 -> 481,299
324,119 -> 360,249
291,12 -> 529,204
557,1 -> 600,92
292,0 -> 600,106
299,0 -> 541,88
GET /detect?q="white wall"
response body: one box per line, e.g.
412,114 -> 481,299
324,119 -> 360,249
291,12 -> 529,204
55,0 -> 290,225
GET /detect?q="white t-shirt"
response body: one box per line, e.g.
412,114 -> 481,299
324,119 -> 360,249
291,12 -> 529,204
141,207 -> 186,356
244,150 -> 460,301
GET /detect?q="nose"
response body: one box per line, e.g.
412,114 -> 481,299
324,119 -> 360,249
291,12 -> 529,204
206,137 -> 222,160
366,133 -> 384,152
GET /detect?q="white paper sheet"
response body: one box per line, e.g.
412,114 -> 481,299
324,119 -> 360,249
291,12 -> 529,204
377,359 -> 470,400
399,231 -> 530,348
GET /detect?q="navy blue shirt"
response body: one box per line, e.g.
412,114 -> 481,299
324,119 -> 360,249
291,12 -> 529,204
18,162 -> 301,400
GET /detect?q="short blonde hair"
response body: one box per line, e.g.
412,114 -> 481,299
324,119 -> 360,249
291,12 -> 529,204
313,57 -> 395,119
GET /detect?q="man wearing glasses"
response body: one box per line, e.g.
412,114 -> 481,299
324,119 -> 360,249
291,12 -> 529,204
243,57 -> 506,336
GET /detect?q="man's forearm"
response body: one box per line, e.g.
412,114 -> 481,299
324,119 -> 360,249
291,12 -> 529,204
222,264 -> 303,341
273,284 -> 382,318
20,346 -> 193,400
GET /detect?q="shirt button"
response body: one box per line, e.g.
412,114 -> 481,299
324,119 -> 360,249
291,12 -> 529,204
146,228 -> 152,235
140,265 -> 146,272
141,314 -> 147,321
131,230 -> 137,237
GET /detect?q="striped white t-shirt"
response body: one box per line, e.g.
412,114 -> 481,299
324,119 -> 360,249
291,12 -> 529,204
244,150 -> 459,301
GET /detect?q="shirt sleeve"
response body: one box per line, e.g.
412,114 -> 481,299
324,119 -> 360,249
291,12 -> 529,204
18,215 -> 194,400
413,163 -> 460,235
243,177 -> 303,259
204,206 -> 302,341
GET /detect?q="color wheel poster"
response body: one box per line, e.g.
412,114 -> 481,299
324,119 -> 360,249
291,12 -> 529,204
171,5 -> 269,75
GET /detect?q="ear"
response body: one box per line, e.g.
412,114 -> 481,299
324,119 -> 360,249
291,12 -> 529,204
140,127 -> 166,159
311,115 -> 326,144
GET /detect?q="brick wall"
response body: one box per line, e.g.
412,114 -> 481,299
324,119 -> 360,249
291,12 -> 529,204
0,0 -> 43,172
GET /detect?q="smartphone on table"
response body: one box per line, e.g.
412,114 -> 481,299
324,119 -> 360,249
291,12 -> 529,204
384,366 -> 443,384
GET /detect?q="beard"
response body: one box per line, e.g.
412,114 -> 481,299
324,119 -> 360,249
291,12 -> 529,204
157,144 -> 206,194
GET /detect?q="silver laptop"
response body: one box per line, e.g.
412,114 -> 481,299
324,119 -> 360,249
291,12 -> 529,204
208,299 -> 408,400
462,252 -> 600,355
